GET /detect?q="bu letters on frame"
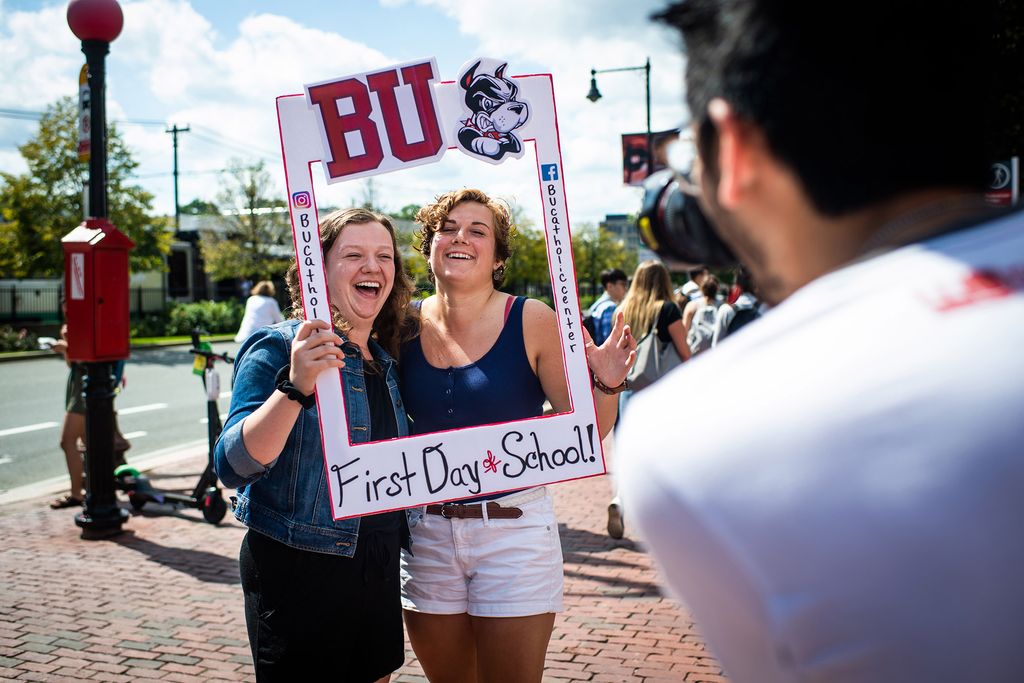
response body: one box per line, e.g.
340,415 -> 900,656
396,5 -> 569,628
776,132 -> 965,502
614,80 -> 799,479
276,56 -> 605,520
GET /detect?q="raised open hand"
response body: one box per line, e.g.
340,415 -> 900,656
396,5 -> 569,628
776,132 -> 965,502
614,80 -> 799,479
583,310 -> 636,389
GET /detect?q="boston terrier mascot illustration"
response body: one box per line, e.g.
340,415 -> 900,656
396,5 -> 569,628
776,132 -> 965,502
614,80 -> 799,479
457,60 -> 530,161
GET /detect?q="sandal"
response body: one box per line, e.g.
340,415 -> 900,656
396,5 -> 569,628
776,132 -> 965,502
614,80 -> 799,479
49,494 -> 83,509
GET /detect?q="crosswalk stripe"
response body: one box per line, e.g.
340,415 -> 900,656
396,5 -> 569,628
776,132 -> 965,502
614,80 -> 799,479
0,422 -> 59,437
117,403 -> 168,416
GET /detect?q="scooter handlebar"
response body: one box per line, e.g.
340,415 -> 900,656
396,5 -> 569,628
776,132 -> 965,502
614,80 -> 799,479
190,348 -> 234,364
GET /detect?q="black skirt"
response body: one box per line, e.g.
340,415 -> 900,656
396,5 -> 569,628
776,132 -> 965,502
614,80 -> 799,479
239,513 -> 405,682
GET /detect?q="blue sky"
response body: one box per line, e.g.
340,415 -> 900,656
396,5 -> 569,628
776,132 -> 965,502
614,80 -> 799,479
0,0 -> 688,227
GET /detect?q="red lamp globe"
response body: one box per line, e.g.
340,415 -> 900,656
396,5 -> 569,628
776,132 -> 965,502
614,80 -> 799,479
67,0 -> 123,43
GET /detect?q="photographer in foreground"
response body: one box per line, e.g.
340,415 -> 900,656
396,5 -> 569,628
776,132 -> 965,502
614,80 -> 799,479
619,1 -> 1024,681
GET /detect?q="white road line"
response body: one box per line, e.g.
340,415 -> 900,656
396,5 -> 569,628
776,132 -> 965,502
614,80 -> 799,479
219,390 -> 232,398
117,403 -> 168,416
0,456 -> 12,465
198,413 -> 229,424
0,422 -> 59,437
122,431 -> 147,439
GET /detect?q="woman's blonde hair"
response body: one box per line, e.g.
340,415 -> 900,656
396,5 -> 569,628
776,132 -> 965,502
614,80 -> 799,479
414,188 -> 517,288
251,280 -> 275,297
617,260 -> 676,337
285,208 -> 414,358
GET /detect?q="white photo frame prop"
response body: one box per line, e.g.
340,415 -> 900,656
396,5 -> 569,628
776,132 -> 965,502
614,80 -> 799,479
277,57 -> 604,520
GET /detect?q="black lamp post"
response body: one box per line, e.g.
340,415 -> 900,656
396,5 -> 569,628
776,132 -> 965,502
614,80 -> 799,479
67,0 -> 128,539
587,58 -> 653,181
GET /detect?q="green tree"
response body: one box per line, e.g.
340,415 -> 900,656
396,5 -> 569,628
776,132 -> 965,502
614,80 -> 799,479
0,96 -> 170,277
355,178 -> 381,212
394,203 -> 421,221
502,206 -> 549,290
571,223 -> 638,297
180,198 -> 218,215
394,227 -> 430,292
199,160 -> 291,282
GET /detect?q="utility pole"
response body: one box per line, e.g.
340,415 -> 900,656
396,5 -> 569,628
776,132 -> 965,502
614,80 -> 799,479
165,124 -> 190,234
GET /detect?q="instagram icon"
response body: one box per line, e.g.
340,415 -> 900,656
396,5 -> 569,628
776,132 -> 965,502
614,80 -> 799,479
292,191 -> 312,209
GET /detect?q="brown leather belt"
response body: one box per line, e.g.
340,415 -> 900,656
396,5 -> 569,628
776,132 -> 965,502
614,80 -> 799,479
425,501 -> 523,519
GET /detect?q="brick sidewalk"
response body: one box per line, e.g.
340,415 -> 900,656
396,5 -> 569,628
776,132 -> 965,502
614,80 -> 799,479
0,449 -> 725,682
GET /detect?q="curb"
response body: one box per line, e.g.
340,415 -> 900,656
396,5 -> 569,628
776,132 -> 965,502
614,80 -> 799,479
0,439 -> 207,508
0,336 -> 236,363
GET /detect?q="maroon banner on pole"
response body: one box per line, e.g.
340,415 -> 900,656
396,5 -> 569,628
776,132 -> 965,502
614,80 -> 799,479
622,128 -> 679,186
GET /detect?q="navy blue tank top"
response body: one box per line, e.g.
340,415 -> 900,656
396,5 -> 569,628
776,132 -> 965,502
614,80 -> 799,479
400,296 -> 546,435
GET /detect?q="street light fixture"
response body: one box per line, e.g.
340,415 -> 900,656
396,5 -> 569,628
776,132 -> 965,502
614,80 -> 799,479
67,0 -> 128,539
587,58 -> 652,181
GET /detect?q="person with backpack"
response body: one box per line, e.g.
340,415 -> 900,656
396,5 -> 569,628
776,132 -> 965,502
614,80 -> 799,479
712,268 -> 762,346
585,268 -> 629,346
606,260 -> 690,539
683,274 -> 720,355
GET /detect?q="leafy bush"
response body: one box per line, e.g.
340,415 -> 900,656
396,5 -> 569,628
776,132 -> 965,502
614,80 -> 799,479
129,300 -> 243,338
130,307 -> 173,338
0,325 -> 40,352
165,300 -> 244,336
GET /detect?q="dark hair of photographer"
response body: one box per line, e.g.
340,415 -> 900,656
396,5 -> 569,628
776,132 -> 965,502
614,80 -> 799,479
656,0 -> 991,217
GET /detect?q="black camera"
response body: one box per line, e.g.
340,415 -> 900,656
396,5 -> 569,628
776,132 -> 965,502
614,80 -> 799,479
636,168 -> 737,268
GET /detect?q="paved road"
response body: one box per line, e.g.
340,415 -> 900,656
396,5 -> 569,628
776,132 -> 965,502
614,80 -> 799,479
0,341 -> 241,494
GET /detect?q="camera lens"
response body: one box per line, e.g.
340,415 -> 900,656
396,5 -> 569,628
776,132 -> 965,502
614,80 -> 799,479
637,169 -> 737,268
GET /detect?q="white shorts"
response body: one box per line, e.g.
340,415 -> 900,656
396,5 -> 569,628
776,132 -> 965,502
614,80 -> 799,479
400,487 -> 564,617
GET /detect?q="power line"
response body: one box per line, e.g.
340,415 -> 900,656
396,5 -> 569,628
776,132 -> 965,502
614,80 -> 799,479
134,168 -> 233,179
0,108 -> 43,120
188,127 -> 278,162
0,107 -> 168,127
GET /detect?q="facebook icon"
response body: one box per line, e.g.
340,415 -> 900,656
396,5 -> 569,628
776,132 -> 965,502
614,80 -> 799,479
541,164 -> 559,181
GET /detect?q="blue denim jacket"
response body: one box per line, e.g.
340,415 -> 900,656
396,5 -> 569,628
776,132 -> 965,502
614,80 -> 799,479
214,320 -> 410,557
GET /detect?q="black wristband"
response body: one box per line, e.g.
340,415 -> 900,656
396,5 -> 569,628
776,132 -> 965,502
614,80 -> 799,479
275,365 -> 316,409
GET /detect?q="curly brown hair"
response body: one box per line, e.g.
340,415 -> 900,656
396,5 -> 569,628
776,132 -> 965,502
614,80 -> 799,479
285,208 -> 414,358
414,188 -> 517,288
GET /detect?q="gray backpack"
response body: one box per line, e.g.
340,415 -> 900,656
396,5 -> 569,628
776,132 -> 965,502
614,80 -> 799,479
687,304 -> 717,354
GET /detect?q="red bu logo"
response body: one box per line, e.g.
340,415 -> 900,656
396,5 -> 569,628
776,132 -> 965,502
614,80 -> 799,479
306,59 -> 447,181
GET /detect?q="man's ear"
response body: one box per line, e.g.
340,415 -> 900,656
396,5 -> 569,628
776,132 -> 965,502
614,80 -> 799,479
707,99 -> 763,211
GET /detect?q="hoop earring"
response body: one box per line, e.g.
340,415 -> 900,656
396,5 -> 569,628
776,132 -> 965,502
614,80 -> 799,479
493,265 -> 505,282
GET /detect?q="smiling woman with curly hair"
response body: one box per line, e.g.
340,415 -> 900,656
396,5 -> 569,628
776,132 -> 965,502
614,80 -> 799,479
398,187 -> 636,683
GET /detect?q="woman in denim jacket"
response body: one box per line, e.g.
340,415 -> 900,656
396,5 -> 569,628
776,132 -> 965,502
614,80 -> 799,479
214,208 -> 414,682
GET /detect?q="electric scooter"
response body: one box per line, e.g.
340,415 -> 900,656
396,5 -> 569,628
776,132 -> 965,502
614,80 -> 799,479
114,329 -> 232,524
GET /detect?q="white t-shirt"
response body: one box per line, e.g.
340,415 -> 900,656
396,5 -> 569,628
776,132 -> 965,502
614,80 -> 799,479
234,295 -> 284,342
618,212 -> 1024,683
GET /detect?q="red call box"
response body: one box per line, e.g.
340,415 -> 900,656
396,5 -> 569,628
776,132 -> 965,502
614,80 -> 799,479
61,218 -> 135,362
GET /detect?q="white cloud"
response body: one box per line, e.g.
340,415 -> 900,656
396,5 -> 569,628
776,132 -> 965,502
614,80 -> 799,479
0,5 -> 81,108
1,0 -> 689,231
406,0 -> 688,227
0,148 -> 26,175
